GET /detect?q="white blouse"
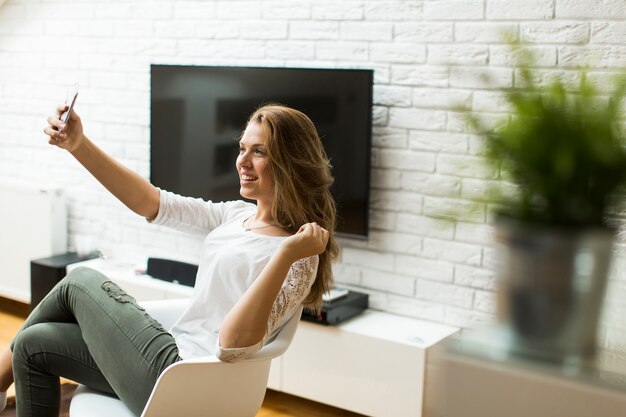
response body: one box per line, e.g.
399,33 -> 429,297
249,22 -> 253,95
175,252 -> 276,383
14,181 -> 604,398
150,189 -> 318,362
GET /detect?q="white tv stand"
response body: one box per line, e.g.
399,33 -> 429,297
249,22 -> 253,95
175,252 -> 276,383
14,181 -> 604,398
67,257 -> 458,417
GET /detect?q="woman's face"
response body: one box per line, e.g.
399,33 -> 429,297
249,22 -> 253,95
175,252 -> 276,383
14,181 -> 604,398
236,122 -> 274,204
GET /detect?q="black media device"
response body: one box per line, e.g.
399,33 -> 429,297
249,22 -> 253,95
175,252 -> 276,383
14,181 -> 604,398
150,65 -> 373,239
302,290 -> 369,325
146,257 -> 198,287
30,252 -> 99,311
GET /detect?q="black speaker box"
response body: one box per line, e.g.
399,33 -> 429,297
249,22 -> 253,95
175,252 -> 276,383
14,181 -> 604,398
30,252 -> 99,311
146,257 -> 198,287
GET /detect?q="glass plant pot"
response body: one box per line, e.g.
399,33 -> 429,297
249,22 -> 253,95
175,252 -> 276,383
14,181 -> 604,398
494,220 -> 614,363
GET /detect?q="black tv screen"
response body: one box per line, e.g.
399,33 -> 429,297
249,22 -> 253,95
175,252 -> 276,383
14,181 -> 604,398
150,65 -> 373,239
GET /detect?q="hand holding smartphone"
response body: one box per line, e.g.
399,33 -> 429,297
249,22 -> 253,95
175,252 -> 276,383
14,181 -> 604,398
59,86 -> 78,131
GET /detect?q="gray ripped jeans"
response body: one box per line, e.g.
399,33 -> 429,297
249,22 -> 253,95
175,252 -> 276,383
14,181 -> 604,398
10,267 -> 182,417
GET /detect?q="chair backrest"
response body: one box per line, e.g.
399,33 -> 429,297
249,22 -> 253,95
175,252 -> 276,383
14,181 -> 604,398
244,305 -> 303,361
140,306 -> 304,417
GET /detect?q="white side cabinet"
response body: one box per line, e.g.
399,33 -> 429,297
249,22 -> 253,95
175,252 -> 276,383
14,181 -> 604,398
270,312 -> 457,417
68,258 -> 458,417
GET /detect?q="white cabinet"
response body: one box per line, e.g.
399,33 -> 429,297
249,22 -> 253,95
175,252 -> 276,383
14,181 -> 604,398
270,313 -> 457,417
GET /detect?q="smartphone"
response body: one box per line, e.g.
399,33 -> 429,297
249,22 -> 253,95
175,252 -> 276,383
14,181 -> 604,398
60,89 -> 78,127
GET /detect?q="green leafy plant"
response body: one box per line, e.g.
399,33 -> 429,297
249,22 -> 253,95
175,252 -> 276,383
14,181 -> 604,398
469,48 -> 626,228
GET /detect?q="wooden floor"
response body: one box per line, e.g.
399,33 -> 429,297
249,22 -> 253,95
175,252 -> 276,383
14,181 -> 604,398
0,299 -> 364,417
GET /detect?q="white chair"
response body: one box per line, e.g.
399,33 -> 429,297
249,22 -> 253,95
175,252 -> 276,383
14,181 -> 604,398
70,299 -> 303,417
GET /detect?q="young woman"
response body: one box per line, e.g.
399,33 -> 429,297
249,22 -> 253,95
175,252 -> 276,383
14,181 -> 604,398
0,103 -> 339,417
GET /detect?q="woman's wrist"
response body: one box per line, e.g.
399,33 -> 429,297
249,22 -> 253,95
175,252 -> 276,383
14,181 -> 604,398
69,134 -> 88,155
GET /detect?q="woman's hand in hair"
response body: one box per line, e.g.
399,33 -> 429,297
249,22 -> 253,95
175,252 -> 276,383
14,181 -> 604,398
278,222 -> 329,263
44,103 -> 85,153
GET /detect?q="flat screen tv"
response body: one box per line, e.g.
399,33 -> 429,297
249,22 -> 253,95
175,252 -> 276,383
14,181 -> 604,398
150,65 -> 373,239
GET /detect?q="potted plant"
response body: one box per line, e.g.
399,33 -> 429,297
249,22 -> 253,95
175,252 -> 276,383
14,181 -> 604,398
468,47 -> 626,362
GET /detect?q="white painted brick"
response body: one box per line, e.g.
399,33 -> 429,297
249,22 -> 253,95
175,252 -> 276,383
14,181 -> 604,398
394,22 -> 453,43
521,22 -> 589,44
374,85 -> 412,107
490,45 -> 557,67
486,0 -> 554,20
341,22 -> 393,41
409,131 -> 469,154
266,41 -> 314,60
454,265 -> 496,290
341,247 -> 395,273
396,257 -> 454,287
428,45 -> 489,65
450,66 -> 514,89
472,90 -> 510,113
400,172 -> 462,197
514,68 -> 581,89
383,295 -> 447,323
217,2 -> 262,19
483,246 -> 498,269
362,270 -> 416,296
370,189 -> 423,214
455,22 -> 519,43
38,2 -> 96,19
388,107 -> 447,131
423,0 -> 484,20
392,65 -> 449,87
261,2 -> 311,19
558,46 -> 626,68
444,306 -> 495,328
462,178 -> 519,204
315,41 -> 369,61
422,237 -> 483,266
424,196 -> 486,223
239,21 -> 288,39
437,154 -> 497,179
587,70 -> 619,94
372,127 -> 408,149
312,2 -> 364,20
370,64 -> 391,84
129,3 -> 174,20
371,168 -> 402,189
368,230 -> 422,255
556,0 -> 626,19
153,21 -> 196,39
372,106 -> 389,127
103,124 -> 146,144
592,22 -> 626,44
290,21 -> 339,40
195,21 -> 240,38
396,213 -> 455,240
416,279 -> 474,309
369,209 -> 396,231
364,1 -> 422,21
379,149 -> 436,172
173,2 -> 216,19
43,53 -> 79,70
474,289 -> 496,313
371,42 -> 427,64
332,263 -> 362,286
412,87 -> 472,110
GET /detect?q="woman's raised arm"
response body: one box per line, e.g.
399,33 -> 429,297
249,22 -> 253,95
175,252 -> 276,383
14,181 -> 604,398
44,104 -> 160,220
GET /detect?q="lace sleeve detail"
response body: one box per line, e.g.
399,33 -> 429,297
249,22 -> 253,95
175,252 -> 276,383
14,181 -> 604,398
217,255 -> 319,363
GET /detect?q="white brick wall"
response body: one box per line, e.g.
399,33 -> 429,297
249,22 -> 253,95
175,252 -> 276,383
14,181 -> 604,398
1,0 -> 625,352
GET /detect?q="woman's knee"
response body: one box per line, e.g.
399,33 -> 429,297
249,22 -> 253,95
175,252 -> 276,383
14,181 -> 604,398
62,266 -> 108,288
11,324 -> 49,365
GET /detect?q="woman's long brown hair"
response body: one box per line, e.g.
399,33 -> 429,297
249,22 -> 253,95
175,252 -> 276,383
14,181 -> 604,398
247,104 -> 339,313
